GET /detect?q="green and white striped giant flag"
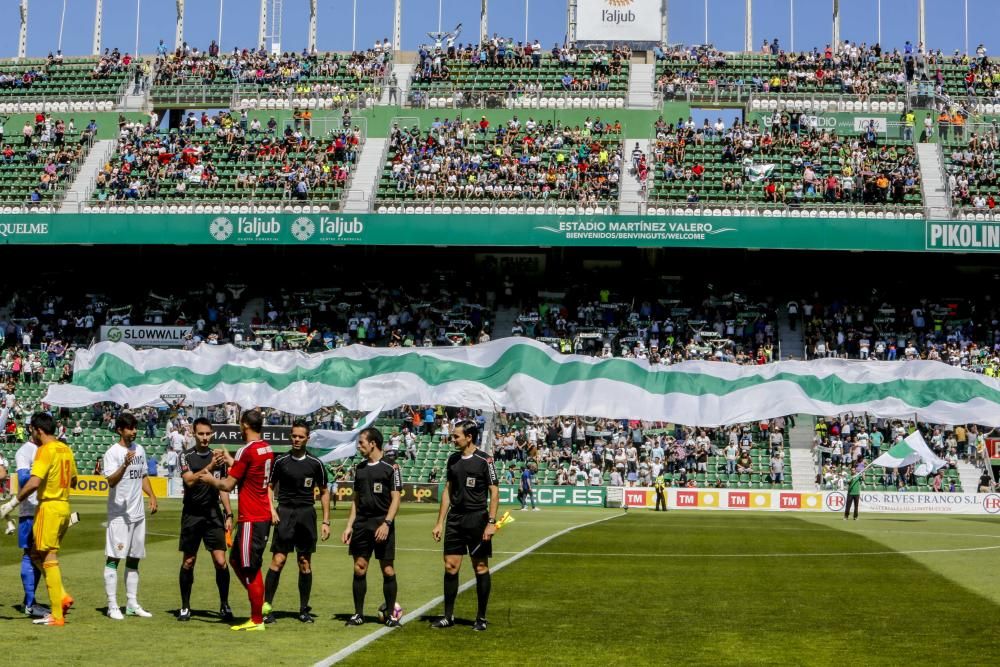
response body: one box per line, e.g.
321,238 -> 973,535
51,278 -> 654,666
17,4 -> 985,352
41,339 -> 1000,425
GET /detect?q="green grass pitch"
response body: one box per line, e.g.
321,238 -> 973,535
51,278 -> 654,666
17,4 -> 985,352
4,498 -> 1000,665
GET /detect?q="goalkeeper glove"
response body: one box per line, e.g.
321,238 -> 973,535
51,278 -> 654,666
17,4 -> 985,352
0,497 -> 19,519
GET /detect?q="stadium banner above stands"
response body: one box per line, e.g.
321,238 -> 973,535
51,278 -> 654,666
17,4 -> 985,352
71,475 -> 169,498
0,212 -> 997,252
623,488 -> 1000,514
99,325 -> 193,347
574,0 -> 663,45
749,111 -> 894,133
498,484 -> 606,507
42,339 -> 1000,425
332,481 -> 441,504
212,424 -> 293,446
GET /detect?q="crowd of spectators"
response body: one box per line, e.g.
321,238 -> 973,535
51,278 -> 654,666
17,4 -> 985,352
413,36 -> 628,87
490,415 -> 789,488
0,47 -> 133,92
946,126 -> 1000,209
152,41 -> 389,96
813,414 -> 987,493
382,115 -> 623,204
655,40 -> 931,99
509,287 -> 778,364
789,295 -> 1000,373
651,113 -> 921,207
93,110 -> 360,203
0,113 -> 89,203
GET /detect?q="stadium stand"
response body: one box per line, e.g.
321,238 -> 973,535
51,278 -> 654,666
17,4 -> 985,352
797,296 -> 1000,372
85,110 -> 362,212
655,42 -> 908,102
813,415 -> 966,492
484,417 -> 792,489
410,40 -> 630,109
943,124 -> 1000,217
646,115 -> 924,214
0,51 -> 134,112
509,288 -> 778,363
375,115 -> 624,213
0,116 -> 92,211
152,43 -> 389,109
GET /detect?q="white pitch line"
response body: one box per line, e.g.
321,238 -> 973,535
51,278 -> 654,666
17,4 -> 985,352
522,544 -> 1000,558
312,512 -> 625,667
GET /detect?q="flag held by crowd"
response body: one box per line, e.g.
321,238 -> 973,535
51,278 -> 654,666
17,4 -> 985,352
871,431 -> 947,473
41,338 -> 1000,425
307,409 -> 381,462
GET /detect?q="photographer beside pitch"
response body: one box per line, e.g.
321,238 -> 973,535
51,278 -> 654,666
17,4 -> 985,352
342,427 -> 402,627
431,420 -> 499,632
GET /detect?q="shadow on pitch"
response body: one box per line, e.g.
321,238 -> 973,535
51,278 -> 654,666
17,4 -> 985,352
413,614 -> 477,627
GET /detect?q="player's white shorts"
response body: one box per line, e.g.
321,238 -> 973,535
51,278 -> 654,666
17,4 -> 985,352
105,517 -> 146,559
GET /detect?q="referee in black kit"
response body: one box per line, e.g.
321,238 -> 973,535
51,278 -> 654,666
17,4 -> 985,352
431,419 -> 499,632
342,427 -> 402,626
262,420 -> 331,624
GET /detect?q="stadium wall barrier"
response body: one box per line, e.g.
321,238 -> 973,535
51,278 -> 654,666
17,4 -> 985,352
71,474 -> 169,498
0,212 -> 994,252
100,325 -> 193,346
333,481 -> 441,504
498,484 -> 606,507
620,487 -> 1000,514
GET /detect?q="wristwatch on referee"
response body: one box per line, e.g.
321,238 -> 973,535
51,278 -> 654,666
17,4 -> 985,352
322,520 -> 331,526
224,512 -> 233,519
487,517 -> 497,525
383,519 -> 394,527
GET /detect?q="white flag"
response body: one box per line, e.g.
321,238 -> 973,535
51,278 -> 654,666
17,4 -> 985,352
872,431 -> 947,472
307,409 -> 381,463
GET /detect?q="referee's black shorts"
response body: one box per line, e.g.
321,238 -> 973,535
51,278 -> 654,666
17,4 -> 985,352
231,521 -> 271,571
444,510 -> 491,558
349,516 -> 396,561
179,511 -> 227,554
270,505 -> 319,555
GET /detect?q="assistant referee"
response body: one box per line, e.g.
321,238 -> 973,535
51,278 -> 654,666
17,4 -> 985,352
431,420 -> 499,632
341,427 -> 402,626
262,420 -> 330,624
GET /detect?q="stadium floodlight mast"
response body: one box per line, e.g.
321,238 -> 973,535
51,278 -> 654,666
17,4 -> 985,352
58,0 -> 67,53
93,0 -> 103,54
790,0 -> 794,52
744,0 -> 752,53
917,0 -> 925,50
703,0 -> 708,45
18,0 -> 27,59
525,0 -> 529,44
176,0 -> 184,50
832,0 -> 840,53
135,0 -> 141,58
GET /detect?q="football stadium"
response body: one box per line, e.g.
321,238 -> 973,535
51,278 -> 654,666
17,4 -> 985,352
4,0 -> 1000,664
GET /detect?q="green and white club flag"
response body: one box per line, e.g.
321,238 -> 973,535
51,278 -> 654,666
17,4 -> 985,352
41,339 -> 1000,425
745,163 -> 775,182
307,409 -> 381,462
871,431 -> 947,472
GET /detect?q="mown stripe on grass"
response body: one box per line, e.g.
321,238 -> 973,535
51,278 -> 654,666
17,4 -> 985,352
313,512 -> 625,667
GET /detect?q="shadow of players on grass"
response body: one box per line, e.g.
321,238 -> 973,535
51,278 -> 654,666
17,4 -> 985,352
413,614 -> 476,627
332,612 -> 382,625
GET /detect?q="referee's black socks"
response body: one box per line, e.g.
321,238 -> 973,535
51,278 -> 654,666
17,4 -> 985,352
216,567 -> 230,606
298,571 -> 312,610
475,572 -> 491,620
353,573 -> 367,616
383,574 -> 397,610
179,565 -> 194,609
264,568 -> 282,605
443,571 -> 459,618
